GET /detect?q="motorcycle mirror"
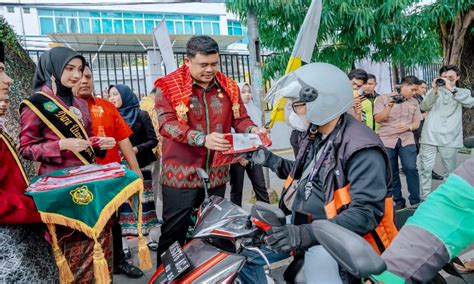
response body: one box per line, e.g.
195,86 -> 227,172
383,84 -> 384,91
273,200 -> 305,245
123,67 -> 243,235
463,136 -> 474,148
312,220 -> 387,278
251,202 -> 286,229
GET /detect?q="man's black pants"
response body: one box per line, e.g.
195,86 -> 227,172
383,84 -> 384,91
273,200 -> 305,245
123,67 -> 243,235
112,216 -> 125,267
156,184 -> 226,267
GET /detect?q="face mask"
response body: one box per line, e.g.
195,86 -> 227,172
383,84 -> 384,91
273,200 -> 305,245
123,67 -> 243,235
289,111 -> 310,132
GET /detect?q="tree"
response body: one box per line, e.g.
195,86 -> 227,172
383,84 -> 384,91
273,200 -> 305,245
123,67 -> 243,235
226,0 -> 442,80
1,16 -> 37,178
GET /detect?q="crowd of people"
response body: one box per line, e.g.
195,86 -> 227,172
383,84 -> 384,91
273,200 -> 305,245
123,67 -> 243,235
0,33 -> 473,284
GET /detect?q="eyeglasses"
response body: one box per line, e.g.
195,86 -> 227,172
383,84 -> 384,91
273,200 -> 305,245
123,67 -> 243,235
292,102 -> 307,114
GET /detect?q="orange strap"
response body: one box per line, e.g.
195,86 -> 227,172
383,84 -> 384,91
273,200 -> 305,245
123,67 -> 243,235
324,184 -> 352,218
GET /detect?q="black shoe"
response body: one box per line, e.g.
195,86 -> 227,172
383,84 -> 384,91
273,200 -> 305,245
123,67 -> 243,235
113,261 -> 144,278
394,203 -> 406,211
432,171 -> 444,180
123,248 -> 131,260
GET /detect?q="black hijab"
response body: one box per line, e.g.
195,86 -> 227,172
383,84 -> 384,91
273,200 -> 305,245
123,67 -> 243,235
33,47 -> 86,107
110,84 -> 140,128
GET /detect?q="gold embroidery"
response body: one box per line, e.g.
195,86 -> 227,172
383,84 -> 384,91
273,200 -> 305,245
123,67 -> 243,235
175,102 -> 189,122
70,185 -> 94,205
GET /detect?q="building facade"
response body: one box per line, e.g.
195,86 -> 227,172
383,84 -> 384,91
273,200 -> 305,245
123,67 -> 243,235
0,1 -> 248,51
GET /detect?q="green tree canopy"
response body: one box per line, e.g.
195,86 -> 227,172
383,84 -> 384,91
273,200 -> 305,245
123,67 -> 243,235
227,0 -> 472,80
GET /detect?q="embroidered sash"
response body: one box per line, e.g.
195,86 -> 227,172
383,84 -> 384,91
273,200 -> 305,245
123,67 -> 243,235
0,128 -> 29,185
20,92 -> 95,164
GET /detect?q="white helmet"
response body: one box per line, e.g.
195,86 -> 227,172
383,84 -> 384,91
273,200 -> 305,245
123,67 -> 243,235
266,63 -> 353,126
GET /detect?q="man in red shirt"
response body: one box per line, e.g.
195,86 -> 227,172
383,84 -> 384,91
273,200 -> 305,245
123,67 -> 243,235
154,35 -> 263,266
73,64 -> 144,279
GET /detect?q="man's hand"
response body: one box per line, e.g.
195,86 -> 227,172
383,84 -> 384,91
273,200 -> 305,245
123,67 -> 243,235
386,98 -> 395,109
353,96 -> 362,114
239,158 -> 249,167
265,224 -> 316,253
59,138 -> 91,152
250,126 -> 268,135
97,137 -> 116,150
204,132 -> 231,151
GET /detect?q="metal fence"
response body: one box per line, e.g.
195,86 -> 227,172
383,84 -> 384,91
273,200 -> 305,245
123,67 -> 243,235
27,49 -> 254,99
26,49 -> 442,102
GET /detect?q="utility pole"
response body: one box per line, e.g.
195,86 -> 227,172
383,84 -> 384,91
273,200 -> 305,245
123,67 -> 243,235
247,8 -> 271,189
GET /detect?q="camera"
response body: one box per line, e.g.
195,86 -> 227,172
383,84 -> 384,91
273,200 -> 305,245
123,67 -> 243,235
435,78 -> 446,87
391,94 -> 405,104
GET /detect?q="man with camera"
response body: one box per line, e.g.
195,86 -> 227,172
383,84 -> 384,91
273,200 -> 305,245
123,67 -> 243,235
375,76 -> 423,210
419,65 -> 474,198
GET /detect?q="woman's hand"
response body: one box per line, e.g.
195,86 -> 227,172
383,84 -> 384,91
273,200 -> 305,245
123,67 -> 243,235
59,138 -> 92,152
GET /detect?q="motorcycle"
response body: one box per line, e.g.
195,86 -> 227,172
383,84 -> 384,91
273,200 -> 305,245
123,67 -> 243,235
149,168 -> 385,283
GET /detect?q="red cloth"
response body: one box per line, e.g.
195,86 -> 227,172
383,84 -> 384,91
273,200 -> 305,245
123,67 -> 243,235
155,66 -> 256,189
0,130 -> 41,224
86,96 -> 132,164
19,86 -> 95,175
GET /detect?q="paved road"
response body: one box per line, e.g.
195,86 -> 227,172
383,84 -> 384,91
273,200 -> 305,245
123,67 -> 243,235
115,151 -> 473,283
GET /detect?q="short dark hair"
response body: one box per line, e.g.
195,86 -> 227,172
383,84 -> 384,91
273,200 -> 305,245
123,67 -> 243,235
367,74 -> 377,82
348,69 -> 368,83
439,64 -> 460,76
186,35 -> 219,58
419,80 -> 427,85
401,75 -> 420,85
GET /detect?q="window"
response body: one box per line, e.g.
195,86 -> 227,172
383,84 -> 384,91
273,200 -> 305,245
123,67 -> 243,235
135,20 -> 144,33
227,20 -> 247,43
80,19 -> 91,33
124,20 -> 133,33
7,6 -> 14,13
23,8 -> 30,14
203,22 -> 212,35
35,8 -> 222,36
194,22 -> 202,35
145,20 -> 155,33
184,21 -> 193,34
38,9 -> 53,16
68,18 -> 78,33
175,22 -> 184,34
212,23 -> 220,35
92,18 -> 101,33
102,19 -> 112,33
40,18 -> 54,34
55,17 -> 67,33
113,19 -> 123,33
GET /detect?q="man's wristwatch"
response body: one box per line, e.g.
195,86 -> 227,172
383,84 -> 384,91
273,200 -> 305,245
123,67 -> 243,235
195,133 -> 206,147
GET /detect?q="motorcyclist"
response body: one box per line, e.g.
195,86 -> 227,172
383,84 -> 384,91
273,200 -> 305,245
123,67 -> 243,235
239,63 -> 397,283
373,153 -> 474,283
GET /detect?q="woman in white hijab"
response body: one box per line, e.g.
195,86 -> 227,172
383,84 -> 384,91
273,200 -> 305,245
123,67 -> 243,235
229,83 -> 270,206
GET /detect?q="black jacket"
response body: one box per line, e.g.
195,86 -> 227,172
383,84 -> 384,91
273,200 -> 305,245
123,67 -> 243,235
264,114 -> 391,236
130,110 -> 158,168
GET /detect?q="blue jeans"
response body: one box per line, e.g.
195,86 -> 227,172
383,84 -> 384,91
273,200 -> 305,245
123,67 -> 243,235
386,139 -> 420,206
238,247 -> 289,283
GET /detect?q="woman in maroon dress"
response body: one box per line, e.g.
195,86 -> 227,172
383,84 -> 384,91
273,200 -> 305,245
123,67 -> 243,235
19,46 -> 113,283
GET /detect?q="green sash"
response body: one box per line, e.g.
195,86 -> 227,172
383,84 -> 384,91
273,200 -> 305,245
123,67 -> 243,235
0,128 -> 29,185
20,92 -> 95,165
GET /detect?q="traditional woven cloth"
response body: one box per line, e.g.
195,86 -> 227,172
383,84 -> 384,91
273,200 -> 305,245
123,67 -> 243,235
0,225 -> 59,283
25,163 -> 152,283
119,169 -> 158,236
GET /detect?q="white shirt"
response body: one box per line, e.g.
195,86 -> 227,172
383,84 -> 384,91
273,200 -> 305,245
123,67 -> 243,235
420,87 -> 474,148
